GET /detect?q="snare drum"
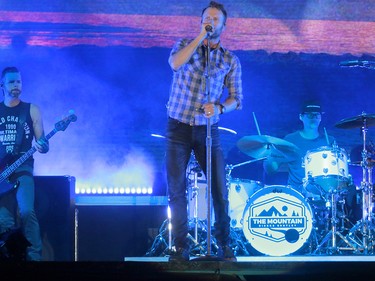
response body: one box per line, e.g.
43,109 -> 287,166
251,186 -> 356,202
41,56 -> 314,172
303,146 -> 349,193
242,185 -> 313,256
228,178 -> 263,229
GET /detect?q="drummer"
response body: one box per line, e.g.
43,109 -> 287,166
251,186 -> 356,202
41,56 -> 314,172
263,100 -> 335,195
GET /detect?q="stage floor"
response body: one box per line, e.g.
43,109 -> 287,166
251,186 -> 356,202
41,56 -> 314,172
124,255 -> 375,262
1,255 -> 375,281
122,255 -> 375,280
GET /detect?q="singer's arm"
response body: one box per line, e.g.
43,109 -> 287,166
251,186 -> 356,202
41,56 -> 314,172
169,33 -> 206,71
169,21 -> 215,71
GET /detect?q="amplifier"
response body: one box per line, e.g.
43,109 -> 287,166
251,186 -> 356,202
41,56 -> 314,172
34,175 -> 75,261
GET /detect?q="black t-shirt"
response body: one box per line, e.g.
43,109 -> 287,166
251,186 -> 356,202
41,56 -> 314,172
0,101 -> 34,166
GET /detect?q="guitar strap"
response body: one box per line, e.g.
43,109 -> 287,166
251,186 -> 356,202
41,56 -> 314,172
7,106 -> 33,182
13,103 -> 27,156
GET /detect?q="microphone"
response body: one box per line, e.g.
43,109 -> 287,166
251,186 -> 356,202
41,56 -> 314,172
205,25 -> 213,34
339,60 -> 370,67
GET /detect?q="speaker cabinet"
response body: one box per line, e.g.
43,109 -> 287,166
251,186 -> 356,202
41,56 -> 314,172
34,175 -> 75,261
75,205 -> 167,261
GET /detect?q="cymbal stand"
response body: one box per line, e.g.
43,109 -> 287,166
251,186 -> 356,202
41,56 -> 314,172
313,190 -> 357,254
347,120 -> 375,254
225,157 -> 267,181
146,152 -> 206,257
145,206 -> 173,257
186,153 -> 207,255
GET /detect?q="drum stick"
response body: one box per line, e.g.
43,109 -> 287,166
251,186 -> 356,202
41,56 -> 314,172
252,112 -> 261,135
324,127 -> 330,145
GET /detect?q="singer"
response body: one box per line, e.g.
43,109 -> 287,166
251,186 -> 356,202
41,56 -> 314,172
165,1 -> 243,262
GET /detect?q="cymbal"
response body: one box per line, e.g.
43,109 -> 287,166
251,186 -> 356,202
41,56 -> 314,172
335,113 -> 375,129
237,135 -> 300,160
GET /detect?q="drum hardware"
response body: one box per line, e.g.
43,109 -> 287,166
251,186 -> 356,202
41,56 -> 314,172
187,159 -> 203,244
346,177 -> 375,254
225,157 -> 265,188
186,232 -> 206,255
303,176 -> 328,200
335,112 -> 375,254
186,152 -> 217,256
228,228 -> 251,256
312,191 -> 358,254
146,152 -> 214,258
225,157 -> 266,187
145,216 -> 173,257
302,142 -> 352,254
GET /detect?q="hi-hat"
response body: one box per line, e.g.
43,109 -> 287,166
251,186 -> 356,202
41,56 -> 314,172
335,113 -> 375,129
237,135 -> 300,160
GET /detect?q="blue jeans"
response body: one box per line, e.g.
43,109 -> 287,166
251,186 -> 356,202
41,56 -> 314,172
166,117 -> 230,249
0,165 -> 42,261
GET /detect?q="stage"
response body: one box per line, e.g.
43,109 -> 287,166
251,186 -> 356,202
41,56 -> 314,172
1,255 -> 375,281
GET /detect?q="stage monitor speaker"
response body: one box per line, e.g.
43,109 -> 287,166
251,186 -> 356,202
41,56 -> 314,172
34,175 -> 75,261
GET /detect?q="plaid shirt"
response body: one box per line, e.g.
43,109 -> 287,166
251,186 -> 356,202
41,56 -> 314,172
167,38 -> 243,126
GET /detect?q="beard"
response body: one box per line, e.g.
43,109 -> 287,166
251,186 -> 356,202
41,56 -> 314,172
209,33 -> 220,40
10,89 -> 21,98
208,25 -> 224,40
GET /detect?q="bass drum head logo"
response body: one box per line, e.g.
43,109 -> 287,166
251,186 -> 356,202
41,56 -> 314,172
242,185 -> 313,256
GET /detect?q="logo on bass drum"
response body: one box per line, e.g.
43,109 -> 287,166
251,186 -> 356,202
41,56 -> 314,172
243,186 -> 313,256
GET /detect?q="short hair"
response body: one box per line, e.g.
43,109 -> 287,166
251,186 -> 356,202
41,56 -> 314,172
1,67 -> 20,80
201,1 -> 227,25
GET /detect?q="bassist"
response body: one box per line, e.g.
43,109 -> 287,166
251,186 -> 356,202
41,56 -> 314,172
0,66 -> 49,261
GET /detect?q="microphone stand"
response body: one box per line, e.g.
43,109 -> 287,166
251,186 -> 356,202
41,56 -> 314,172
205,36 -> 213,258
192,34 -> 217,261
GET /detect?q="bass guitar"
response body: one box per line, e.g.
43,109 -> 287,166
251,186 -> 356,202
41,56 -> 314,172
0,112 -> 77,196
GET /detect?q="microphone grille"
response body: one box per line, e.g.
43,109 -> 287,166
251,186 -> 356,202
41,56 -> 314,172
205,25 -> 213,32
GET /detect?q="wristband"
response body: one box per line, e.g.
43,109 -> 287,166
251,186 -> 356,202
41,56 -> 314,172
219,104 -> 226,114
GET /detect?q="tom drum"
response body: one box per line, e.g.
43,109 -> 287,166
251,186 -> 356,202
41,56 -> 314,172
228,178 -> 263,229
303,146 -> 349,193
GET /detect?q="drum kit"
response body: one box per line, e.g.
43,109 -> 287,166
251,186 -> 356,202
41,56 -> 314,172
146,112 -> 375,257
184,112 -> 375,257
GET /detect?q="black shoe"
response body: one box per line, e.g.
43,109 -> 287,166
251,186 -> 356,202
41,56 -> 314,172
168,247 -> 190,262
217,245 -> 237,262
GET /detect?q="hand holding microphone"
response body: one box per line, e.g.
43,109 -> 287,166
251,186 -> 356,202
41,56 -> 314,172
203,22 -> 214,38
205,25 -> 213,38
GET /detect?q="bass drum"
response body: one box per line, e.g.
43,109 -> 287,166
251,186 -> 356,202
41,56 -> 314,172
228,178 -> 263,229
242,185 -> 313,256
